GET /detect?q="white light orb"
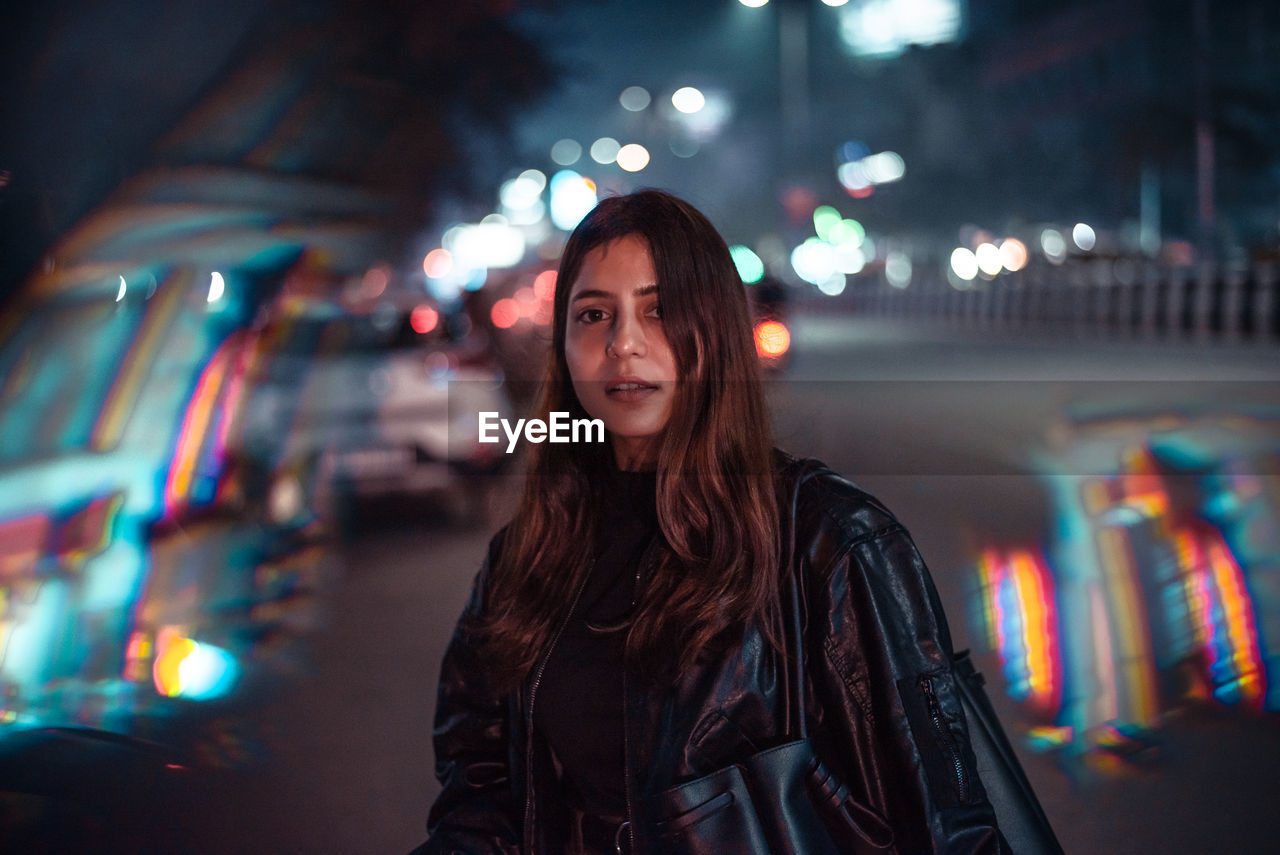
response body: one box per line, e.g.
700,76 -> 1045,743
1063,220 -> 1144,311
616,143 -> 651,172
1072,222 -> 1097,251
975,243 -> 1003,276
671,86 -> 706,114
619,86 -> 651,111
590,137 -> 621,164
950,247 -> 979,281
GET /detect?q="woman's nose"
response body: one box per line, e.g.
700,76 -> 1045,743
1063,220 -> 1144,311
608,313 -> 647,358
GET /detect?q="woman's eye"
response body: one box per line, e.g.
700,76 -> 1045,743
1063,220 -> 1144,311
576,308 -> 608,324
648,303 -> 663,319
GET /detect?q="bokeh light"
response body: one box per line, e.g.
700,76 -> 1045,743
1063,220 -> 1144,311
791,237 -> 836,285
444,215 -> 526,270
360,265 -> 390,299
671,86 -> 706,114
207,271 -> 225,303
999,238 -> 1029,272
153,629 -> 237,700
754,320 -> 791,357
590,137 -> 621,165
410,305 -> 438,334
491,298 -> 519,329
837,161 -> 870,193
499,170 -> 546,213
616,143 -> 651,172
813,206 -> 842,241
839,0 -> 963,58
950,247 -> 979,280
738,0 -> 769,6
619,86 -> 651,111
816,271 -> 847,296
550,138 -> 582,166
549,170 -> 598,231
1040,228 -> 1067,263
423,248 -> 453,278
729,245 -> 765,283
1073,222 -> 1097,251
833,243 -> 866,275
885,250 -> 912,288
533,269 -> 557,301
669,138 -> 699,158
862,151 -> 905,183
828,218 -> 865,247
976,242 -> 1003,276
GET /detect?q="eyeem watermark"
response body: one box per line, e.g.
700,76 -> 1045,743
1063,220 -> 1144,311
479,411 -> 605,453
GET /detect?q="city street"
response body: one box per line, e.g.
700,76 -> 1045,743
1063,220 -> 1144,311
164,315 -> 1279,855
4,2 -> 1279,852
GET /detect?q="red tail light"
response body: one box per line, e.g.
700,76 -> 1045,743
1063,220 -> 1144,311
754,320 -> 791,359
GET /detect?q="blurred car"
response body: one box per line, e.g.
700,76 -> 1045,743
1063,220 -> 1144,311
0,258 -> 309,736
238,296 -> 512,528
971,403 -> 1280,763
750,276 -> 792,372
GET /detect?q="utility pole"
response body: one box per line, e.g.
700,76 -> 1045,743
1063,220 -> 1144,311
777,0 -> 811,170
1193,0 -> 1215,262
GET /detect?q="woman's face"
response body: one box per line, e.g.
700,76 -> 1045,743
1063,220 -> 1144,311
565,234 -> 678,469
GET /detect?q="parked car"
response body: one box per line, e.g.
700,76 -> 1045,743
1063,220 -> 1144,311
236,296 -> 513,529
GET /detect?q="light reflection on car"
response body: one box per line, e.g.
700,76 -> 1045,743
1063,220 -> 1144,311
969,406 -> 1279,773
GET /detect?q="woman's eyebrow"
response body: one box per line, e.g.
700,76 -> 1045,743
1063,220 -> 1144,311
570,289 -> 612,302
570,284 -> 658,302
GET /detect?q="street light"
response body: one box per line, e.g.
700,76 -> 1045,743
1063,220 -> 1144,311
671,86 -> 706,114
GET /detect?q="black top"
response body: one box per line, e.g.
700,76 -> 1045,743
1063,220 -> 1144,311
532,463 -> 658,849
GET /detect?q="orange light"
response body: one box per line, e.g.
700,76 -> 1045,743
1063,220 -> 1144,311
754,320 -> 791,358
491,298 -> 519,329
533,269 -> 557,301
423,248 -> 452,278
153,628 -> 196,698
410,305 -> 439,334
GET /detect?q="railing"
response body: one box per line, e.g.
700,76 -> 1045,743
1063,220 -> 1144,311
846,260 -> 1279,344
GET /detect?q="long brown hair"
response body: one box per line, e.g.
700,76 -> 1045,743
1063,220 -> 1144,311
475,189 -> 781,689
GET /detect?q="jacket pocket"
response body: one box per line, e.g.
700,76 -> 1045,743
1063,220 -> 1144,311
653,741 -> 895,855
897,669 -> 979,809
654,764 -> 771,854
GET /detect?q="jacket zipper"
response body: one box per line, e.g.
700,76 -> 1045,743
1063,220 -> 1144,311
524,560 -> 593,853
920,675 -> 970,803
619,664 -> 633,855
620,535 -> 662,854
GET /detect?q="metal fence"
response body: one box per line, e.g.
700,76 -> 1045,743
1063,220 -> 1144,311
848,261 -> 1279,344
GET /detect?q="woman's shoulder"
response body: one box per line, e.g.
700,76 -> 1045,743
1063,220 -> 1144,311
772,449 -> 907,557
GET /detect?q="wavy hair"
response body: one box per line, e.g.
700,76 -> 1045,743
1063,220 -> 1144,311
474,189 -> 781,689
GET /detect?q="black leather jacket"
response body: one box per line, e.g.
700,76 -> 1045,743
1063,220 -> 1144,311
420,455 -> 1011,854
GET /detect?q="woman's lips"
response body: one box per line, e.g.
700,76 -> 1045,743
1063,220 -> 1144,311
606,380 -> 659,403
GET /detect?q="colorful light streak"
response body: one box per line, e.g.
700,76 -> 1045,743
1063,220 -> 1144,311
152,627 -> 237,700
163,337 -> 236,517
1179,527 -> 1266,708
977,547 -> 1063,715
982,432 -> 1274,764
1096,525 -> 1159,728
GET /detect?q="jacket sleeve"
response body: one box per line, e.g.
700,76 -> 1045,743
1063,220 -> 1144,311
806,519 -> 1012,855
417,531 -> 522,855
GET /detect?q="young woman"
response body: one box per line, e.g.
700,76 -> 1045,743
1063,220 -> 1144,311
417,190 -> 1009,854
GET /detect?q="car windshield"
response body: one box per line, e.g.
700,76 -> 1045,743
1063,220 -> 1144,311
0,294 -> 147,464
